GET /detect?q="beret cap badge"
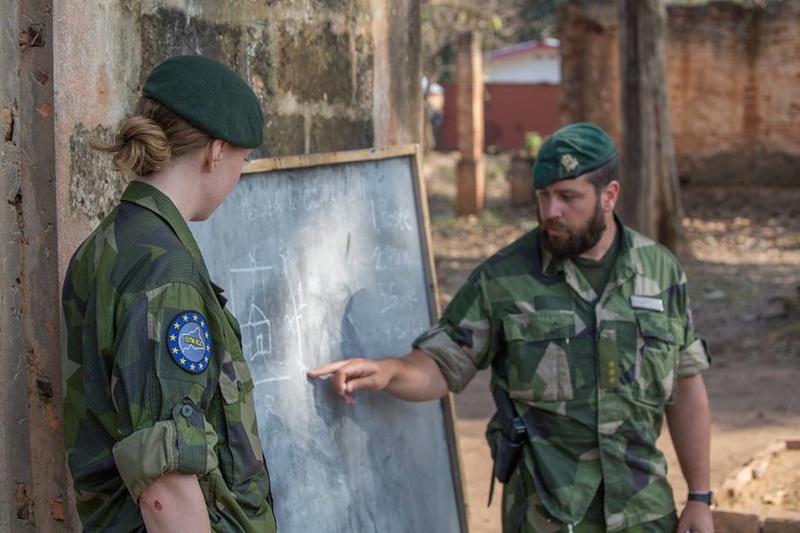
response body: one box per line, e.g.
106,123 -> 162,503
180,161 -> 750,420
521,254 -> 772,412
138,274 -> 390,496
560,154 -> 579,172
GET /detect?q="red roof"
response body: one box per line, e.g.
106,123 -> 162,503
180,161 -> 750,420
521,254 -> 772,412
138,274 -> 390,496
484,38 -> 560,61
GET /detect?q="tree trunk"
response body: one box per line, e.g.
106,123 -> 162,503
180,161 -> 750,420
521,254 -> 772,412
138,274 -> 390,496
455,31 -> 485,216
617,0 -> 688,256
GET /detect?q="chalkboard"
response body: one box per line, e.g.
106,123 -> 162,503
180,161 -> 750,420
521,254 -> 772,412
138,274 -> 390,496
189,145 -> 468,533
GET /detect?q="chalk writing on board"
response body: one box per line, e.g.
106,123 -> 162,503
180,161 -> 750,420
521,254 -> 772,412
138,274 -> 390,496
377,281 -> 419,314
372,244 -> 419,271
370,198 -> 415,235
188,147 -> 465,533
228,265 -> 276,370
381,314 -> 431,342
243,175 -> 370,221
280,247 -> 307,363
242,304 -> 273,360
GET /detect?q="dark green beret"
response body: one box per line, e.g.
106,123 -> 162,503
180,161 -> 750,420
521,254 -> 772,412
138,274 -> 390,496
532,122 -> 618,190
143,55 -> 264,149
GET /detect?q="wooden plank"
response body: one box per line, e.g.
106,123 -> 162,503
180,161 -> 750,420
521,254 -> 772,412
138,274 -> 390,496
243,145 -> 418,174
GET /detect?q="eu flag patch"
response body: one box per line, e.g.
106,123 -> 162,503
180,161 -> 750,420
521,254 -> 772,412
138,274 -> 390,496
167,311 -> 211,374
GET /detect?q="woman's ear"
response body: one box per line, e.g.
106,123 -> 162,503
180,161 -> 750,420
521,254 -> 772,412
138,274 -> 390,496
205,139 -> 226,171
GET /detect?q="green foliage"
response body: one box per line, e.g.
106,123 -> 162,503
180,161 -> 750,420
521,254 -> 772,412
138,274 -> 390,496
518,0 -> 559,41
486,158 -> 507,181
521,131 -> 545,159
479,207 -> 504,227
490,14 -> 504,32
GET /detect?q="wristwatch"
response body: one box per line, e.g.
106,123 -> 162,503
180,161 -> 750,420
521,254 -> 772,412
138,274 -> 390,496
687,491 -> 713,505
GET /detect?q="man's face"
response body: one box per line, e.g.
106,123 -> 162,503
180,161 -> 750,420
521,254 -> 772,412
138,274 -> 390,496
536,176 -> 607,259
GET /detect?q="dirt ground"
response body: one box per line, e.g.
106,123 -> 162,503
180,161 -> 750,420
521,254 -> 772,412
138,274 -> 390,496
719,448 -> 800,517
421,152 -> 800,531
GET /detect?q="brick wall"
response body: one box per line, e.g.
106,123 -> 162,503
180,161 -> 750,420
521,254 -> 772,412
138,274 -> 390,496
561,0 -> 800,186
440,83 -> 560,152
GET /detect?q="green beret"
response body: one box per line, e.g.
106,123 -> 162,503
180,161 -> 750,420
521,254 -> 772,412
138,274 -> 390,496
143,55 -> 264,149
532,122 -> 617,189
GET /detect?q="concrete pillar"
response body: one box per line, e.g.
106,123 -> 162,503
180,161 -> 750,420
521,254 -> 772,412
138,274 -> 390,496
0,4 -> 22,529
2,0 -> 73,531
455,31 -> 485,216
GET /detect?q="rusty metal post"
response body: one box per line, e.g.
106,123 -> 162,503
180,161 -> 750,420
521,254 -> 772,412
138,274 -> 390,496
2,1 -> 74,530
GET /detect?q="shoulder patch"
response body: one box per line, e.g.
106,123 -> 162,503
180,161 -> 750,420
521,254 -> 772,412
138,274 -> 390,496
167,311 -> 211,373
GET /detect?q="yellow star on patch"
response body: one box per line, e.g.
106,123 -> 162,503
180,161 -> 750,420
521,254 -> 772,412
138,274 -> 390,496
172,347 -> 179,354
170,334 -> 176,341
190,363 -> 196,371
183,314 -> 189,322
180,357 -> 186,365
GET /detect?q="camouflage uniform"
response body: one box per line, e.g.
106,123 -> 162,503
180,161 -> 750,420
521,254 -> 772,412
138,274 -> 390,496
62,181 -> 276,532
414,219 -> 709,532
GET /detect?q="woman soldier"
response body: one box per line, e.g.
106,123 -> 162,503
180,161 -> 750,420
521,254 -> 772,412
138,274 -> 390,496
62,55 -> 277,532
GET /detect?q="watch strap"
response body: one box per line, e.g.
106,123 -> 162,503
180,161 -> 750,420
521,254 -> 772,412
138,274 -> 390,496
687,491 -> 713,505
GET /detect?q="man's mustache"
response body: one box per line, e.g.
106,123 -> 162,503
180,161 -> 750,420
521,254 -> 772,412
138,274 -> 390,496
541,219 -> 570,233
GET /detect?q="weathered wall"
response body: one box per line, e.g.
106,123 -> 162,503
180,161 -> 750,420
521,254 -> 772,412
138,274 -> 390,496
3,1 -> 421,531
3,0 -> 70,531
439,82 -> 560,152
55,0 -> 422,274
667,1 -> 800,185
559,1 -> 621,144
560,0 -> 800,186
0,2 -> 24,529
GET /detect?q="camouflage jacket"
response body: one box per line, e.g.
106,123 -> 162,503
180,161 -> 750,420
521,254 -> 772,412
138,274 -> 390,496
62,180 -> 276,532
414,219 -> 710,531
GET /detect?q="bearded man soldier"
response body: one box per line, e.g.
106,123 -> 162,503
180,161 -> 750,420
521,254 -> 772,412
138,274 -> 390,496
310,123 -> 713,533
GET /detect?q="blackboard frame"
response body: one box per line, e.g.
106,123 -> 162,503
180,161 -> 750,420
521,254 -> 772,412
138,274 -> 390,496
208,144 -> 470,532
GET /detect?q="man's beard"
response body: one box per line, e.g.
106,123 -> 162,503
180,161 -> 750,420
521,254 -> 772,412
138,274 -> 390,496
539,198 -> 607,260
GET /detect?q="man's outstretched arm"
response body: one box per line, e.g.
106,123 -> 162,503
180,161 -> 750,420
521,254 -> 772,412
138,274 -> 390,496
307,349 -> 449,404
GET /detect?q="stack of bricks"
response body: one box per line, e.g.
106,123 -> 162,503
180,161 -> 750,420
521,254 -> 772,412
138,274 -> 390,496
713,439 -> 800,533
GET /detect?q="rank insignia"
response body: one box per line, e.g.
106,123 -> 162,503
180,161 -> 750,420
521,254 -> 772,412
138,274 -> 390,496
167,311 -> 211,374
560,153 -> 579,172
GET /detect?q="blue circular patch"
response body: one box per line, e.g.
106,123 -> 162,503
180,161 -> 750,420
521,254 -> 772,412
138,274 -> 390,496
167,311 -> 211,374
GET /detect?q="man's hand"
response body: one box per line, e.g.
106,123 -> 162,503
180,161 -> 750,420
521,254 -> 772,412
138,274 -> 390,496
307,358 -> 397,405
307,350 -> 449,404
676,500 -> 714,533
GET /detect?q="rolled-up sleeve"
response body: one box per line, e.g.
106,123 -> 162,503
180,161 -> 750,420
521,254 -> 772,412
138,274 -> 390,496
112,398 -> 219,501
111,282 -> 221,500
414,325 -> 478,393
413,270 -> 498,393
676,274 -> 711,379
678,338 -> 710,378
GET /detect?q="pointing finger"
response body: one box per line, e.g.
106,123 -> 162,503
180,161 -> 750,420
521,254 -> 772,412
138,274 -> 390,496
307,360 -> 349,378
